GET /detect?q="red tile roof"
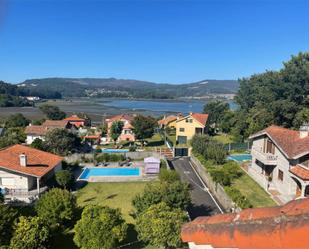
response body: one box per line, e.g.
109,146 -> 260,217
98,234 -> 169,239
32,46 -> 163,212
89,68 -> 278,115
0,144 -> 63,177
158,115 -> 178,126
250,125 -> 309,159
182,198 -> 309,249
191,113 -> 209,126
106,114 -> 134,123
25,125 -> 48,136
64,115 -> 85,122
290,165 -> 309,180
42,120 -> 70,128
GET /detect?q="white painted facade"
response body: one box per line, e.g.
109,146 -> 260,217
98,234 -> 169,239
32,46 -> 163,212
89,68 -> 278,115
26,134 -> 45,145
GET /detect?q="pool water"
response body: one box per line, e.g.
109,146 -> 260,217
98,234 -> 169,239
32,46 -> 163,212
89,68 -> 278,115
227,154 -> 252,162
102,149 -> 129,153
79,167 -> 140,180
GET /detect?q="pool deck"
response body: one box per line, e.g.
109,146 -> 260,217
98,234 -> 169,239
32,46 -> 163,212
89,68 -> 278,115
78,163 -> 158,182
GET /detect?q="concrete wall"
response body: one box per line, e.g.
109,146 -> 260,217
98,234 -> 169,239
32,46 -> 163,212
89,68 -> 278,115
190,156 -> 235,211
0,168 -> 31,190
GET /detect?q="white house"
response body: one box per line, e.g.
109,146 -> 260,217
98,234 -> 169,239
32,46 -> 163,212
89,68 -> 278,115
249,124 -> 309,203
0,144 -> 63,203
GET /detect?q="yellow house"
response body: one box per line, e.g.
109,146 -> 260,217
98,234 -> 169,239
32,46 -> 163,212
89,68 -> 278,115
175,113 -> 209,144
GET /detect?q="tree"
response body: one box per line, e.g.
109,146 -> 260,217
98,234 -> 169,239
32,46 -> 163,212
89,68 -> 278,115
10,216 -> 50,249
136,202 -> 187,248
36,188 -> 77,230
43,128 -> 81,155
0,204 -> 18,245
0,127 -> 26,148
293,108 -> 309,128
30,138 -> 45,150
55,170 -> 73,189
74,205 -> 127,249
132,115 -> 157,142
203,100 -> 229,132
4,113 -> 29,128
132,181 -> 191,215
39,104 -> 66,120
110,121 -> 124,143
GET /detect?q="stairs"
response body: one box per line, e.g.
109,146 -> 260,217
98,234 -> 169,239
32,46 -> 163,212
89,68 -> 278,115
156,147 -> 174,160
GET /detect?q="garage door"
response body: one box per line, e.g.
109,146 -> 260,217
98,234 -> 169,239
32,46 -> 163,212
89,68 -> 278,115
2,178 -> 15,186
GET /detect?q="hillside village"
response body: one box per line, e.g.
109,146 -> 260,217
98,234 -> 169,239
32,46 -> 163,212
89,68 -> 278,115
0,52 -> 308,249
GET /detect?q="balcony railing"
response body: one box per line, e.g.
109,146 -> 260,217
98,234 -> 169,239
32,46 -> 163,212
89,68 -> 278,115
252,146 -> 278,165
3,186 -> 48,199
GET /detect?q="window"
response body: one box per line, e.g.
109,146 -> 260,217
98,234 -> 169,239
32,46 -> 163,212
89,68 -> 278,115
185,119 -> 193,123
179,128 -> 185,132
264,138 -> 275,154
178,136 -> 187,144
278,170 -> 284,181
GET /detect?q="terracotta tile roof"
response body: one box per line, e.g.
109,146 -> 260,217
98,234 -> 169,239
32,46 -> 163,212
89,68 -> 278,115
123,123 -> 133,129
158,115 -> 178,126
0,144 -> 63,177
25,125 -> 48,136
106,114 -> 134,123
64,115 -> 85,122
42,120 -> 70,128
83,135 -> 101,139
182,198 -> 309,249
290,165 -> 309,180
250,125 -> 309,159
191,113 -> 209,126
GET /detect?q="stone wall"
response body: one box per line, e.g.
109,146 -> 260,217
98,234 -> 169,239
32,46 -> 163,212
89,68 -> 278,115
190,156 -> 235,212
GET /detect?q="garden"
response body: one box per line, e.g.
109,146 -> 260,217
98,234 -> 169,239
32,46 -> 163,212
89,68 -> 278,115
191,134 -> 276,209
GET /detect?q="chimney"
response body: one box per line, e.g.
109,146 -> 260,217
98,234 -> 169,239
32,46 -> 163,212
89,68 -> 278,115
19,153 -> 27,167
300,123 -> 309,138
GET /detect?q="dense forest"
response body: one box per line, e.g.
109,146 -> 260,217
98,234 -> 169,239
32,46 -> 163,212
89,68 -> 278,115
0,81 -> 30,107
222,52 -> 309,141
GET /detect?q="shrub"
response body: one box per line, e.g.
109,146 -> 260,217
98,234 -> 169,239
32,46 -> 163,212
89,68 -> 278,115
55,170 -> 74,189
36,188 -> 77,230
135,202 -> 187,248
159,169 -> 180,183
0,204 -> 18,245
74,205 -> 127,249
225,186 -> 253,209
210,168 -> 231,186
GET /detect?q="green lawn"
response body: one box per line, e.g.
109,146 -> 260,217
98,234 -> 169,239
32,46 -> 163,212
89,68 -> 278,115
213,134 -> 234,144
76,182 -> 148,223
232,173 -> 276,208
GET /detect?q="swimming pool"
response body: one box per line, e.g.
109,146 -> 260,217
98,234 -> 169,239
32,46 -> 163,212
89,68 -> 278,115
102,149 -> 129,153
227,154 -> 252,162
79,167 -> 140,180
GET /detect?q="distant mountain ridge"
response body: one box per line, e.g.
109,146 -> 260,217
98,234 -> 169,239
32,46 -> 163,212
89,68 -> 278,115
17,77 -> 239,99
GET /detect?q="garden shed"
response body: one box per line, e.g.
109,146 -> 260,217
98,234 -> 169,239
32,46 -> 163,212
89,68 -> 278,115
144,157 -> 160,174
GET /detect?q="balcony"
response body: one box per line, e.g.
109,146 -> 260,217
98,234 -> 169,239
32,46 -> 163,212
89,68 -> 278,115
252,146 -> 278,165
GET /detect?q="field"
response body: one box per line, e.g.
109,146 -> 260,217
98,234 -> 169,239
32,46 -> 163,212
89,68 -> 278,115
233,173 -> 277,208
76,182 -> 148,223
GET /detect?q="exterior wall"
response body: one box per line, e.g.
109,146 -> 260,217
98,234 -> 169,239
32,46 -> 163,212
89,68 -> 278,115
249,136 -> 299,200
119,129 -> 135,142
26,135 -> 44,144
176,116 -> 204,142
167,120 -> 177,129
0,168 -> 31,190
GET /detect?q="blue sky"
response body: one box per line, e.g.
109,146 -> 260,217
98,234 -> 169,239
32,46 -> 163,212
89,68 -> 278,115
0,0 -> 308,84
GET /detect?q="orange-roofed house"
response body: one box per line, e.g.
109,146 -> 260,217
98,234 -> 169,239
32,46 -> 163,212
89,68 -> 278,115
25,120 -> 77,144
249,124 -> 309,203
181,198 -> 309,249
175,112 -> 209,144
105,114 -> 136,143
0,144 -> 63,203
64,115 -> 87,127
158,114 -> 183,129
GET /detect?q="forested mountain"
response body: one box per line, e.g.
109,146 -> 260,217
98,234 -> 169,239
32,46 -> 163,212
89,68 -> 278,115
228,52 -> 309,141
17,78 -> 239,99
0,81 -> 30,107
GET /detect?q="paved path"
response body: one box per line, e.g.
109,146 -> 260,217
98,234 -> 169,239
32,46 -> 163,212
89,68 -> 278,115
170,157 -> 223,220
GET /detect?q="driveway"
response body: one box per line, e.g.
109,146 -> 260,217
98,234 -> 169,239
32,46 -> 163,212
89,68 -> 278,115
170,157 -> 223,219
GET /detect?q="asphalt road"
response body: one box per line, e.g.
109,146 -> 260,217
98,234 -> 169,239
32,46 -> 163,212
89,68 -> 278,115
170,157 -> 223,220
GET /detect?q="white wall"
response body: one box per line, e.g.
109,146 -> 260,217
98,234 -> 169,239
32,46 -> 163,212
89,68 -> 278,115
0,169 -> 31,190
26,135 -> 44,144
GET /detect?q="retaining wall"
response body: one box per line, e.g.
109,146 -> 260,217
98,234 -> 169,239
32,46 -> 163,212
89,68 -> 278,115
190,155 -> 235,212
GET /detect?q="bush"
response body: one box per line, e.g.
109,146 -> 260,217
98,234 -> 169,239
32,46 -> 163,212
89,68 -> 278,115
159,169 -> 180,183
96,153 -> 125,162
36,188 -> 77,230
55,170 -> 74,189
0,204 -> 18,245
74,205 -> 127,249
136,202 -> 187,248
225,186 -> 253,209
210,168 -> 232,186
